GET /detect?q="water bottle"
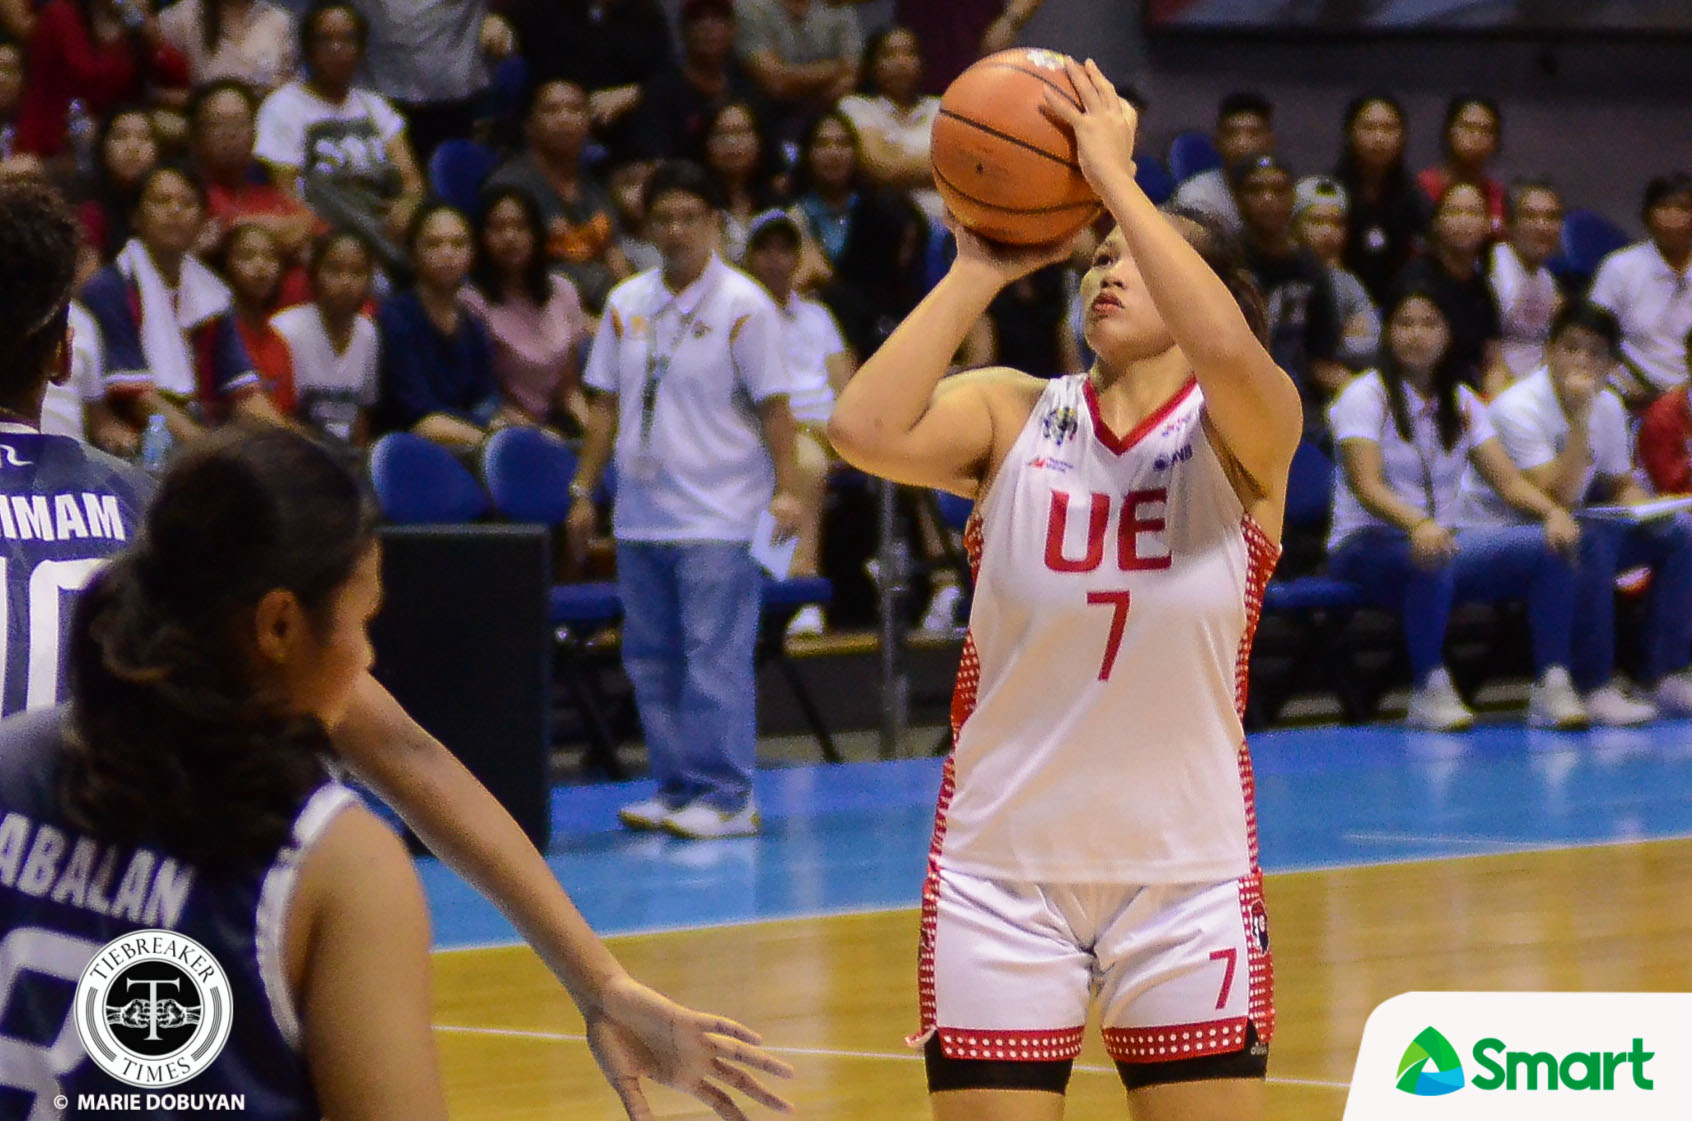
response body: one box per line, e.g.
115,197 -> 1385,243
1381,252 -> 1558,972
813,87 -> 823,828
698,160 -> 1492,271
139,414 -> 172,475
66,100 -> 96,184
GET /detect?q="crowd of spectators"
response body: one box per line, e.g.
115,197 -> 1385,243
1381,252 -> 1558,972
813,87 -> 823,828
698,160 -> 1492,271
1,0 -> 1689,732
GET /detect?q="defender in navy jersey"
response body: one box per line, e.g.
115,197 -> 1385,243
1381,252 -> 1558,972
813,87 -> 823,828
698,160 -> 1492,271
0,179 -> 792,1121
0,427 -> 152,717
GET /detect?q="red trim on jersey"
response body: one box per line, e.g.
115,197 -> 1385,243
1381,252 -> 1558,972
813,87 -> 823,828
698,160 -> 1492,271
1235,516 -> 1278,865
1239,871 -> 1276,1046
1233,517 -> 1279,1048
913,515 -> 986,1049
1104,1018 -> 1251,1063
910,755 -> 958,1047
1082,375 -> 1199,456
938,1026 -> 1086,1063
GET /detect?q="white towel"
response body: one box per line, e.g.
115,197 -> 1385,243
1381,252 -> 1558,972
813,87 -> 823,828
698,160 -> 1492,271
115,239 -> 234,397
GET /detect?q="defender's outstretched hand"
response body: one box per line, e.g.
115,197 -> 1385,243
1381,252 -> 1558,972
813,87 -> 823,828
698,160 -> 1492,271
585,974 -> 795,1121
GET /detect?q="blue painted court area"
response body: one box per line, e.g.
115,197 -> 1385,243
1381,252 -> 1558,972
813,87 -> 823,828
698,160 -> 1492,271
421,718 -> 1692,948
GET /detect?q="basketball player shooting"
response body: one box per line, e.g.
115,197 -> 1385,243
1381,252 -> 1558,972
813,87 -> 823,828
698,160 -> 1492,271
828,58 -> 1302,1121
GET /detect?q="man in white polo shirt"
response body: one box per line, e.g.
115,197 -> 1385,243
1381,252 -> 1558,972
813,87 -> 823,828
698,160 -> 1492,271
1589,172 -> 1692,409
567,160 -> 803,839
1458,302 -> 1692,724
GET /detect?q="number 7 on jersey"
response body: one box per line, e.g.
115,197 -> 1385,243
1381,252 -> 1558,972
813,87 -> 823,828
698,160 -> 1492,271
1085,590 -> 1131,681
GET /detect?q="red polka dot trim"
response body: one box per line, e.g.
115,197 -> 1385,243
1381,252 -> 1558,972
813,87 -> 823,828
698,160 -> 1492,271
1103,1018 -> 1250,1063
937,1026 -> 1086,1062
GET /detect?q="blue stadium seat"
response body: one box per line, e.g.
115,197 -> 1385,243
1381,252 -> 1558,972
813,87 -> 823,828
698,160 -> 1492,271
1168,130 -> 1222,184
1255,440 -> 1369,724
368,432 -> 490,524
1548,208 -> 1631,287
481,426 -> 626,777
1134,154 -> 1177,206
428,138 -> 497,215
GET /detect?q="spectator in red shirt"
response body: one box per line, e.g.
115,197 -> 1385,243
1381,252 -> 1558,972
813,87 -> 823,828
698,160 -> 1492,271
1638,328 -> 1692,495
190,78 -> 315,266
1417,95 -> 1506,236
217,220 -> 297,415
16,0 -> 189,157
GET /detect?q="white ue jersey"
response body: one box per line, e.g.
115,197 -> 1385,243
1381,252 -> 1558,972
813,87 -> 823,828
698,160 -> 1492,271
940,373 -> 1278,885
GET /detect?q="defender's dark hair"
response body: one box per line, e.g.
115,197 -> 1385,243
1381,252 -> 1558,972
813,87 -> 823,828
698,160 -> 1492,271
1160,204 -> 1270,346
0,179 -> 79,399
644,158 -> 724,215
1218,90 -> 1273,126
471,187 -> 555,308
62,429 -> 378,871
1549,300 -> 1622,357
1378,284 -> 1467,452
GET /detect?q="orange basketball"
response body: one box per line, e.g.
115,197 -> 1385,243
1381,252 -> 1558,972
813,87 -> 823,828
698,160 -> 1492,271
930,48 -> 1100,246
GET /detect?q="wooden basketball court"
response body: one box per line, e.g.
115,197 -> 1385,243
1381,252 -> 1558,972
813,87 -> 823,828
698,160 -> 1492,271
428,833 -> 1692,1119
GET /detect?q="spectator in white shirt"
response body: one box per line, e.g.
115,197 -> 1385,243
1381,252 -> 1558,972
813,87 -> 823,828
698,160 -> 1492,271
743,209 -> 855,633
271,229 -> 379,451
564,161 -> 803,840
1588,172 -> 1692,409
254,0 -> 426,275
1457,302 -> 1692,723
836,25 -> 941,224
1489,178 -> 1564,381
1328,284 -> 1585,731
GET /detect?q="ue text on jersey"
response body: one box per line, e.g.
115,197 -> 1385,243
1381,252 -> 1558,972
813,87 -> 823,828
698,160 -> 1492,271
60,1091 -> 250,1112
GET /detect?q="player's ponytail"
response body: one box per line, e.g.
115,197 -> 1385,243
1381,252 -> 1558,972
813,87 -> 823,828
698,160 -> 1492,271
1160,203 -> 1270,347
60,428 -> 377,871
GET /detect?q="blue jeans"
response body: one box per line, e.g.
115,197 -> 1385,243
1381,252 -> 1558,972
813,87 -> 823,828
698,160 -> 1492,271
1571,513 -> 1692,691
1330,524 -> 1577,684
617,541 -> 761,812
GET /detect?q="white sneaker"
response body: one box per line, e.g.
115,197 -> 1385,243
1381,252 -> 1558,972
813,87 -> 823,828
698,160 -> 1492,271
1527,666 -> 1588,730
920,583 -> 963,635
1650,671 -> 1692,717
1405,667 -> 1475,731
1584,683 -> 1659,726
785,604 -> 825,637
617,797 -> 675,831
662,800 -> 761,840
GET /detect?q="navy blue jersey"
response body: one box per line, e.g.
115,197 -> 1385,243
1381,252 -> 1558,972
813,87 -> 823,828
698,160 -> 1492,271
0,427 -> 153,718
0,707 -> 353,1119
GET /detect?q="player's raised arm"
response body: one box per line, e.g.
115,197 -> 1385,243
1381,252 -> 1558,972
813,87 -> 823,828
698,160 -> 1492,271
827,226 -> 1066,496
1044,59 -> 1302,501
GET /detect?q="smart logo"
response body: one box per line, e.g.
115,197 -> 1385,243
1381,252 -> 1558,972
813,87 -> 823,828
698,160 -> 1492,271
1397,1027 -> 1465,1096
1396,1025 -> 1656,1096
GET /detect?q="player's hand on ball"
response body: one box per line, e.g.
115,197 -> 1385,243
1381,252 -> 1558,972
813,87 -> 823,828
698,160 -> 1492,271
1041,57 -> 1139,197
946,209 -> 1076,285
586,974 -> 794,1121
